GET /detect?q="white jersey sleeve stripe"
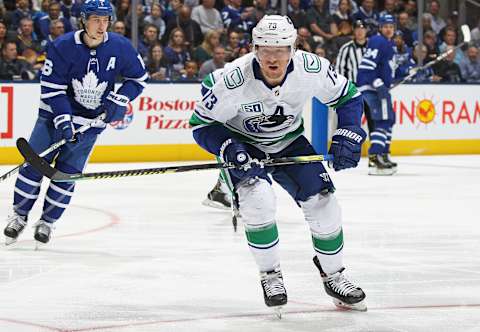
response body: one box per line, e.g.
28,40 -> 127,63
40,81 -> 68,90
41,91 -> 66,99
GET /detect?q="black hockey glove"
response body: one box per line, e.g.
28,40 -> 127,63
220,139 -> 265,181
103,91 -> 129,123
328,126 -> 366,171
53,114 -> 76,142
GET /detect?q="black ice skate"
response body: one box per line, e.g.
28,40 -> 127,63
368,154 -> 394,176
202,180 -> 231,210
381,153 -> 398,173
33,220 -> 54,246
313,256 -> 367,311
4,212 -> 28,245
260,267 -> 288,318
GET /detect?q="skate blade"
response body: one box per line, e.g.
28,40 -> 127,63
333,299 -> 367,312
368,168 -> 395,176
34,240 -> 49,250
5,236 -> 18,246
273,305 -> 286,319
202,198 -> 231,210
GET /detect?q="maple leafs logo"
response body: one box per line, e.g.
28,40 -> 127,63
72,71 -> 108,110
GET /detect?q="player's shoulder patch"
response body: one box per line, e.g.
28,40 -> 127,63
301,52 -> 322,73
223,66 -> 245,89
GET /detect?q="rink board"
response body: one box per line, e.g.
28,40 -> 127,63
0,82 -> 479,164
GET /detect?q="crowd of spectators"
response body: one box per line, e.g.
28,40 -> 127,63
0,0 -> 479,82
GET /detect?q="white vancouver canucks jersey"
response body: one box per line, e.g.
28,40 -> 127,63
192,50 -> 359,153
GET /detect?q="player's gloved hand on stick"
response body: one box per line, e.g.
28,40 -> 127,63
220,139 -> 264,181
103,91 -> 129,123
328,126 -> 366,171
53,114 -> 76,142
373,78 -> 389,100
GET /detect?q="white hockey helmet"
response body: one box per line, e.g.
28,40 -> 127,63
252,15 -> 297,58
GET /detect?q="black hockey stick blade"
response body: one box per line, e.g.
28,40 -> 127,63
16,138 -> 58,179
17,137 -> 333,182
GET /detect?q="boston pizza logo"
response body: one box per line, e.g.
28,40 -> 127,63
110,103 -> 134,130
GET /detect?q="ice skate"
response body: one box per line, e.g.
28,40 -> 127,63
368,154 -> 394,176
202,180 -> 231,210
33,220 -> 54,248
313,256 -> 367,311
260,267 -> 288,318
381,153 -> 397,173
4,212 -> 28,245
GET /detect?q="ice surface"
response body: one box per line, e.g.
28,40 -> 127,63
0,155 -> 479,332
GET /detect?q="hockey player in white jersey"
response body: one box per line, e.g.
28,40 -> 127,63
190,15 -> 367,314
3,0 -> 147,246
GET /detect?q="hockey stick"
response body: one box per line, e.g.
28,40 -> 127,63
0,114 -> 106,183
390,24 -> 471,90
16,137 -> 333,182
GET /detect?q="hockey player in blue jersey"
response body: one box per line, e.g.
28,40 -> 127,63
357,14 -> 396,175
190,15 -> 367,314
4,0 -> 147,245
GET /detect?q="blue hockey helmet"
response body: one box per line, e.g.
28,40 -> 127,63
379,14 -> 396,26
81,0 -> 113,21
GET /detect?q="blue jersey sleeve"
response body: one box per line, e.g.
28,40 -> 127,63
116,37 -> 148,101
357,35 -> 395,88
39,41 -> 72,118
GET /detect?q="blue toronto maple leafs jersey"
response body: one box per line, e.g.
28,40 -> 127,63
393,45 -> 415,80
221,5 -> 254,32
356,34 -> 395,91
39,30 -> 147,127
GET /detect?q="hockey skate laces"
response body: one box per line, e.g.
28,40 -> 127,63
6,214 -> 27,231
326,272 -> 359,297
261,270 -> 285,296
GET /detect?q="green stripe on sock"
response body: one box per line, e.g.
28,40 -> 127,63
312,229 -> 343,253
245,224 -> 278,246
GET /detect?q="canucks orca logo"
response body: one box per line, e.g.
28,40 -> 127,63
244,112 -> 295,133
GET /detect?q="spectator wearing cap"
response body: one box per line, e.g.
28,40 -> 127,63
288,0 -> 308,29
397,11 -> 413,47
335,19 -> 367,84
439,11 -> 461,44
439,27 -> 464,65
459,45 -> 480,82
392,30 -> 415,81
352,0 -> 379,36
191,0 -> 224,35
427,0 -> 445,35
0,40 -> 35,80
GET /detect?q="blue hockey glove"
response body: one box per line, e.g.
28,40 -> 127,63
220,139 -> 264,181
373,78 -> 389,100
53,114 -> 75,142
103,91 -> 129,123
328,126 -> 366,171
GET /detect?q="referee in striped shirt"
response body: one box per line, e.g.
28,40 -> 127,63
335,20 -> 374,131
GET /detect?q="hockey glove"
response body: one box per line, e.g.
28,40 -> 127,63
328,126 -> 366,171
373,78 -> 389,100
103,91 -> 129,123
220,139 -> 264,181
53,114 -> 76,142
